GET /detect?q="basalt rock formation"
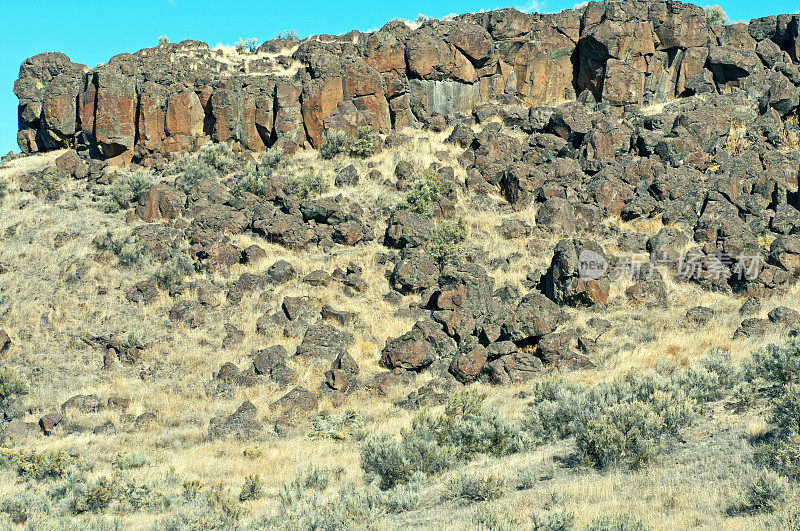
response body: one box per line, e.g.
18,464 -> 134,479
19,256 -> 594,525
14,0 -> 800,163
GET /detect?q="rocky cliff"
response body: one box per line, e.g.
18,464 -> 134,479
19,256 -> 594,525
14,0 -> 800,163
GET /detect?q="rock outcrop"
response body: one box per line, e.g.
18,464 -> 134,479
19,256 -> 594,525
15,1 -> 800,164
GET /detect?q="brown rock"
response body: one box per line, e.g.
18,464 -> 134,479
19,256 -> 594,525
137,184 -> 186,222
165,90 -> 204,137
271,387 -> 319,417
449,345 -> 488,383
39,412 -> 63,435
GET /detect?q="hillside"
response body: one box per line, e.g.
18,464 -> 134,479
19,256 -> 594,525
2,0 -> 800,528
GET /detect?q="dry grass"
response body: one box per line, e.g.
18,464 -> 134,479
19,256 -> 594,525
0,122 -> 797,527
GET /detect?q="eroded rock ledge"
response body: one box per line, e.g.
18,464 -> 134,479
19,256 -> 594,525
13,0 -> 800,163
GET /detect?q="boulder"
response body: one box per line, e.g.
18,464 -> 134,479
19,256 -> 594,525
208,400 -> 264,441
545,239 -> 610,307
390,250 -> 439,294
501,291 -> 569,343
449,345 -> 488,383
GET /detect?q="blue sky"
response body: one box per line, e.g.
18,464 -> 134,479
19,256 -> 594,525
1,0 -> 798,154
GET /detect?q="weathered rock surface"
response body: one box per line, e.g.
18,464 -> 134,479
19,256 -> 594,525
16,1 -> 800,163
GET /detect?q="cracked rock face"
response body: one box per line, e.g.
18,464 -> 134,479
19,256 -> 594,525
15,1 -> 800,164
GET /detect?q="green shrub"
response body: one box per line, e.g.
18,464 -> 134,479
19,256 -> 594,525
755,383 -> 800,479
703,5 -> 728,27
308,409 -> 364,440
284,171 -> 328,198
178,143 -> 237,191
320,130 -> 350,160
361,432 -> 457,490
521,363 -> 708,469
0,177 -> 9,203
396,170 -> 455,215
206,483 -> 243,520
362,391 -> 531,489
155,262 -> 185,291
182,480 -> 203,501
472,504 -> 526,530
295,466 -> 334,492
94,229 -> 146,266
233,148 -> 287,197
318,128 -> 375,159
728,470 -> 788,515
428,218 -> 466,266
105,169 -> 154,212
529,509 -> 575,531
261,147 -> 287,170
584,512 -> 650,531
239,475 -> 262,502
198,143 -> 237,174
772,383 -> 800,434
766,507 -> 800,530
113,452 -> 150,470
0,449 -> 78,481
747,340 -> 800,385
235,37 -> 259,54
179,157 -> 216,192
276,30 -> 299,40
75,477 -> 115,513
260,484 -> 385,530
242,446 -> 263,460
65,470 -> 169,515
755,430 -> 800,480
674,350 -> 742,402
575,402 -> 665,469
443,472 -> 505,502
40,169 -> 64,202
0,366 -> 27,408
381,472 -> 425,514
348,127 -> 376,158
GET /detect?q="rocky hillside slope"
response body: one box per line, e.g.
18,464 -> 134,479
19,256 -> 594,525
1,0 -> 800,528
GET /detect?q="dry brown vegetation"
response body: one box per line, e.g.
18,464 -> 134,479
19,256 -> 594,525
0,126 -> 798,529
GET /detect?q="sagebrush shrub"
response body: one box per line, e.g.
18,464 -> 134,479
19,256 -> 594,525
320,130 -> 350,160
155,262 -> 185,292
585,512 -> 651,531
308,409 -> 364,440
528,509 -> 575,531
260,147 -> 286,170
284,172 -> 328,198
0,449 -> 78,481
519,359 -> 716,469
0,366 -> 27,408
106,169 -> 154,212
235,37 -> 259,54
703,5 -> 728,27
198,143 -> 237,174
179,157 -> 216,192
348,127 -> 376,158
443,472 -> 505,502
179,143 -> 237,191
276,30 -> 299,40
40,170 -> 64,202
756,383 -> 800,479
113,452 -> 150,470
239,475 -> 262,501
747,340 -> 800,385
728,470 -> 788,515
362,391 -> 531,489
94,229 -> 146,266
396,170 -> 455,215
0,177 -> 9,203
428,218 -> 466,266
